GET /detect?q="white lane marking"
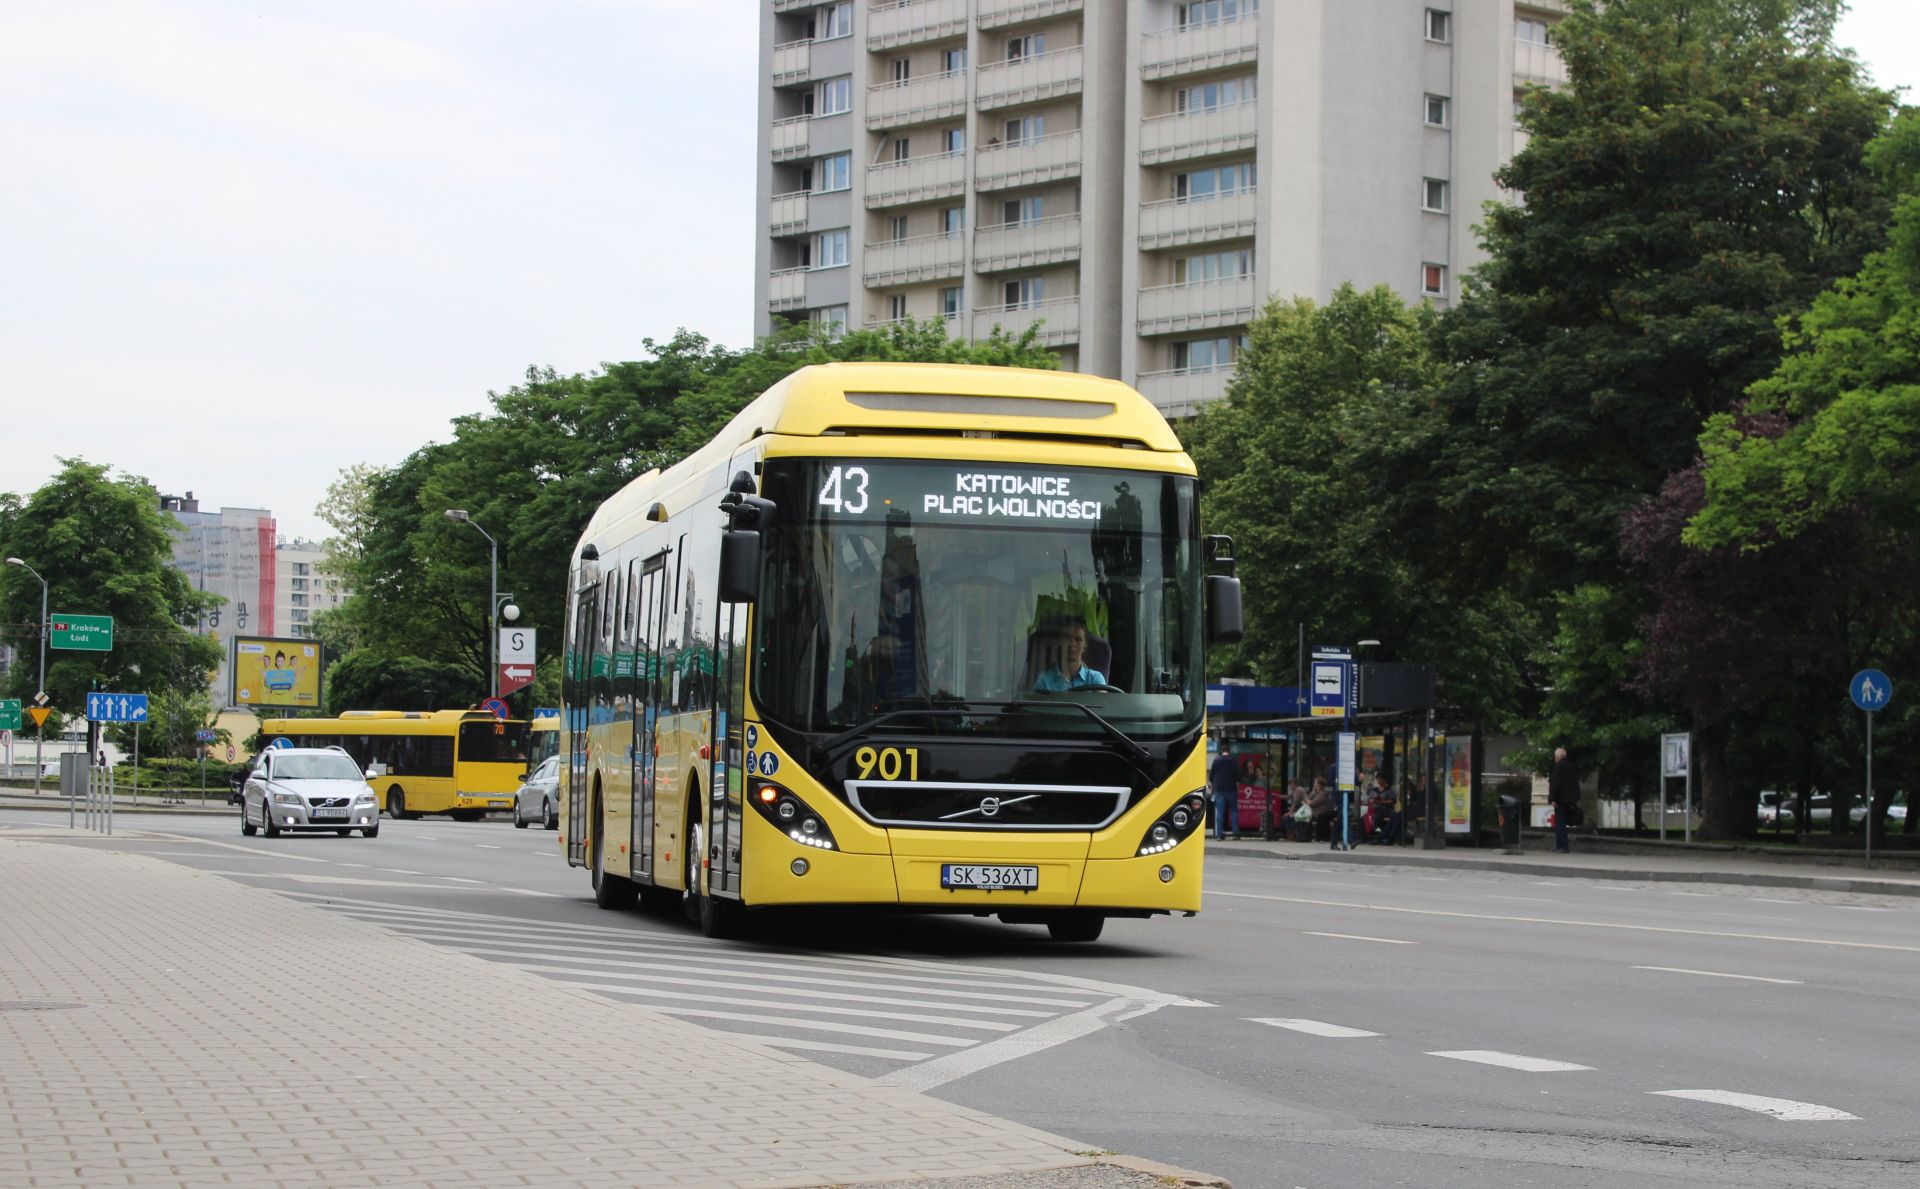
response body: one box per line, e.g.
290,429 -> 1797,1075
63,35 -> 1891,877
442,876 -> 483,883
381,869 -> 424,875
1633,966 -> 1804,985
741,1036 -> 934,1062
198,870 -> 556,896
141,832 -> 332,862
475,844 -> 501,850
1486,895 -> 1556,904
532,971 -> 1021,1031
335,863 -> 370,869
1428,1050 -> 1593,1073
880,993 -> 1164,1092
1670,891 -> 1712,898
1530,881 -> 1564,886
583,995 -> 977,1048
1754,898 -> 1799,905
1206,890 -> 1920,953
1248,1018 -> 1381,1038
1650,1090 -> 1857,1121
1837,906 -> 1887,913
1303,931 -> 1418,945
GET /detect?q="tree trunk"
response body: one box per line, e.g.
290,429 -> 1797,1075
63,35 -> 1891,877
1696,720 -> 1735,841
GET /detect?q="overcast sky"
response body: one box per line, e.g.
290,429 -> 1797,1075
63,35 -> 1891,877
4,1 -> 1916,544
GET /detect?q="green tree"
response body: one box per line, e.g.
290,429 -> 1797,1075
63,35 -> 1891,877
0,459 -> 224,710
323,649 -> 478,713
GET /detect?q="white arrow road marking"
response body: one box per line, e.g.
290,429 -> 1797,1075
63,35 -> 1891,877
1650,1090 -> 1858,1121
1428,1050 -> 1593,1072
1303,931 -> 1418,945
1248,1018 -> 1381,1038
1633,966 -> 1803,985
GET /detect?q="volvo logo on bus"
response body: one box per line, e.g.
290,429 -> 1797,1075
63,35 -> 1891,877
978,796 -> 1001,818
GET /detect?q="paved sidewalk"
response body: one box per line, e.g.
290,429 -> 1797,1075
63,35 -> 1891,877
1205,833 -> 1920,897
0,840 -> 1225,1189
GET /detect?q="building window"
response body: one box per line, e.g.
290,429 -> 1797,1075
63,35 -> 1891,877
943,47 -> 968,73
1426,8 -> 1450,42
1172,335 -> 1242,372
941,286 -> 963,316
1516,16 -> 1552,45
1174,160 -> 1257,202
1006,33 -> 1045,61
292,562 -> 310,576
1001,195 -> 1044,227
941,206 -> 965,238
813,229 -> 849,268
1425,94 -> 1449,127
892,137 -> 910,162
1174,248 -> 1254,284
816,153 -> 850,192
1422,263 -> 1446,296
820,2 -> 852,40
1423,178 -> 1448,212
891,57 -> 911,85
1003,115 -> 1045,145
290,593 -> 308,607
887,293 -> 908,321
943,126 -> 966,155
888,214 -> 909,243
1175,75 -> 1256,113
291,608 -> 310,623
813,305 -> 849,336
1177,0 -> 1257,30
816,77 -> 851,116
1003,276 -> 1044,307
290,577 -> 308,591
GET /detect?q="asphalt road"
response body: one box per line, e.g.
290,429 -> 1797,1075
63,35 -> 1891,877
7,807 -> 1916,1189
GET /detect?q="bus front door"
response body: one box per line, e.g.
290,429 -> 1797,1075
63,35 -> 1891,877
565,588 -> 593,866
632,550 -> 670,884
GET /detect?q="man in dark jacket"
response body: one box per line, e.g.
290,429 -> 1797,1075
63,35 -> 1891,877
1209,748 -> 1241,840
1549,746 -> 1579,853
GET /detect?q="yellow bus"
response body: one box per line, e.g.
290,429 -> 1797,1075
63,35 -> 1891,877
529,712 -> 560,766
561,362 -> 1241,940
261,709 -> 532,820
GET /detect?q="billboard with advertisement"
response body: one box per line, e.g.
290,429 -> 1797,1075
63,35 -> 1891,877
231,637 -> 322,709
1443,735 -> 1474,835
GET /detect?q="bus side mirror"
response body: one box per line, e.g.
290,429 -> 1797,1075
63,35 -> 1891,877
719,531 -> 762,603
1206,575 -> 1244,644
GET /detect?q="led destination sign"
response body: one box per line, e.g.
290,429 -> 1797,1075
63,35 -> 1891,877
807,462 -> 1122,527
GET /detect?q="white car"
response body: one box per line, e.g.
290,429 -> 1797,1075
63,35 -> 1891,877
241,747 -> 380,838
514,755 -> 560,830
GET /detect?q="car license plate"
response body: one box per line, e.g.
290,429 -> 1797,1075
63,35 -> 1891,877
940,864 -> 1039,891
489,800 -> 510,809
310,808 -> 347,820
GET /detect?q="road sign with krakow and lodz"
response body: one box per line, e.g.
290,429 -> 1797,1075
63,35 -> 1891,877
0,700 -> 20,731
85,693 -> 149,723
51,614 -> 113,651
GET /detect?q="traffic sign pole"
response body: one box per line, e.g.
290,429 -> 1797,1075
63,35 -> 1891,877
1865,710 -> 1873,871
1849,669 -> 1893,871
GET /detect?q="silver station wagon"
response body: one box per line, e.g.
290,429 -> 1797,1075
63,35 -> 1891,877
241,747 -> 381,838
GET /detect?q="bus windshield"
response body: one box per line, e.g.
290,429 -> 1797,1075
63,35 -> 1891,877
754,459 -> 1204,741
458,720 -> 530,764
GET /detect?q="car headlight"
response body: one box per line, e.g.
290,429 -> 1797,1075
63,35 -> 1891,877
354,793 -> 376,804
271,792 -> 300,805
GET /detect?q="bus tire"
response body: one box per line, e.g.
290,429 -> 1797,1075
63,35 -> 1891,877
591,792 -> 637,910
386,788 -> 412,820
686,799 -> 739,939
1045,912 -> 1105,943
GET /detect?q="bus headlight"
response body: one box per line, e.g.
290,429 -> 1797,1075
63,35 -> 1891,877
1136,791 -> 1208,856
747,780 -> 838,851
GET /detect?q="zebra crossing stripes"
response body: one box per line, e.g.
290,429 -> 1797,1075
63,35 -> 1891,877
283,893 -> 1193,1083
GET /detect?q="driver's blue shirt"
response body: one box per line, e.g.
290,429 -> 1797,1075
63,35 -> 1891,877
1034,665 -> 1106,692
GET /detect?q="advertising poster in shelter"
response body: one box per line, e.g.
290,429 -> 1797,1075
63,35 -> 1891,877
1444,735 -> 1473,835
1358,736 -> 1386,785
232,637 -> 322,709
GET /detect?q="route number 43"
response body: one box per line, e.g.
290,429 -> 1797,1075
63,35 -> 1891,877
817,465 -> 871,514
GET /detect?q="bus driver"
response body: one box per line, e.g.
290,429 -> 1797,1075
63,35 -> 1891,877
1032,617 -> 1109,692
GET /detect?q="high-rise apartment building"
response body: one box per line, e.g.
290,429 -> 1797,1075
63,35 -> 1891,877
754,0 -> 1565,415
274,540 -> 349,642
160,493 -> 276,706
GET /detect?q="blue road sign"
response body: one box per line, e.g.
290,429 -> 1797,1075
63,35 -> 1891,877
1851,669 -> 1893,713
268,737 -> 294,750
194,729 -> 217,744
85,692 -> 149,723
1309,660 -> 1349,718
482,697 -> 510,720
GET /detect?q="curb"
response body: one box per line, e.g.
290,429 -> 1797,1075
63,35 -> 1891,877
1207,842 -> 1920,899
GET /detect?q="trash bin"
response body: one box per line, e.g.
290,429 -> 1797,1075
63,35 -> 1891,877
1498,793 -> 1524,853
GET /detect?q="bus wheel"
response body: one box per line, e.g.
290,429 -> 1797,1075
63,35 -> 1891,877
386,788 -> 410,820
591,796 -> 637,910
686,809 -> 739,940
1045,912 -> 1105,943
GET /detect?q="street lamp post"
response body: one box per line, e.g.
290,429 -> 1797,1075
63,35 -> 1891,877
444,511 -> 521,700
6,557 -> 49,799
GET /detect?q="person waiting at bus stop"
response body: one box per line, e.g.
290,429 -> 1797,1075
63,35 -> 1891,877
1209,745 -> 1240,840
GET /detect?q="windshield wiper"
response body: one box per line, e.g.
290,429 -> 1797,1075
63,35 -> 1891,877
1008,699 -> 1155,773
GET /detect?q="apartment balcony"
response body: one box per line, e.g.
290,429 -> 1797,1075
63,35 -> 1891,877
1514,38 -> 1568,86
864,151 -> 967,208
771,115 -> 810,161
1138,188 -> 1259,251
973,129 -> 1082,192
1134,365 -> 1234,418
768,191 -> 810,236
768,267 -> 807,312
973,213 -> 1082,273
973,297 -> 1079,346
976,46 -> 1085,112
1136,275 -> 1257,336
978,0 -> 1083,29
862,232 -> 965,286
1140,13 -> 1259,81
866,0 -> 967,50
771,0 -> 813,11
1139,101 -> 1258,166
866,69 -> 968,130
771,39 -> 810,87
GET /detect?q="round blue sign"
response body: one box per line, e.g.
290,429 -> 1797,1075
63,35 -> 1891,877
268,737 -> 293,750
1851,669 -> 1893,712
759,751 -> 780,776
